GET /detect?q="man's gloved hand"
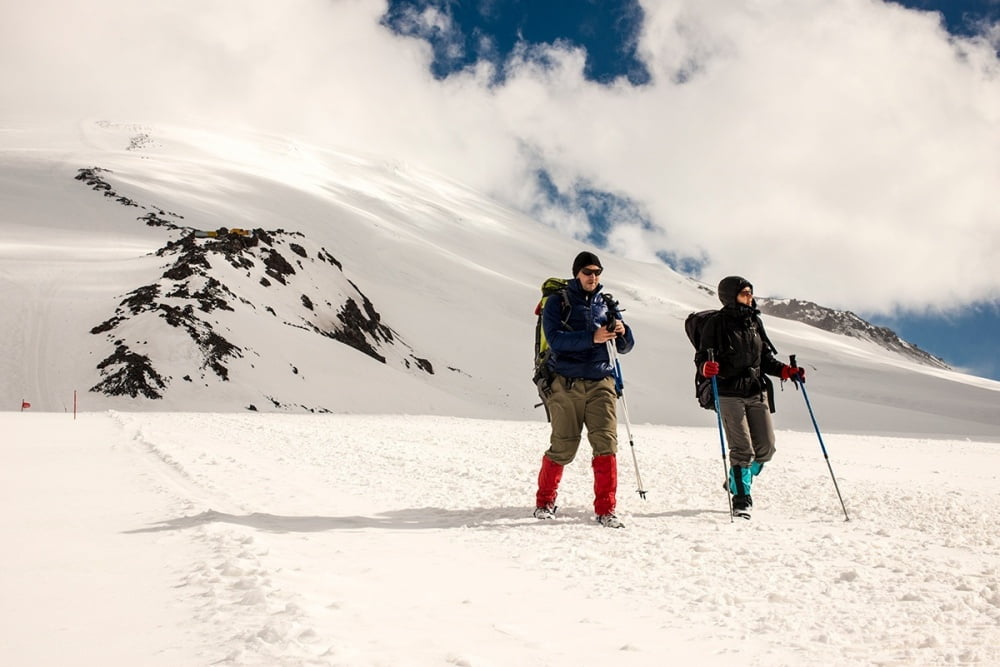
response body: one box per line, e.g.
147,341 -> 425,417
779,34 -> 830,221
781,365 -> 805,382
701,361 -> 720,378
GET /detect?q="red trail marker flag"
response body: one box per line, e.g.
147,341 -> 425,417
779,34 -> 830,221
21,400 -> 30,410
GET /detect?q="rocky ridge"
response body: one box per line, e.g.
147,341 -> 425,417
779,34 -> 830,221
78,167 -> 435,409
756,297 -> 949,370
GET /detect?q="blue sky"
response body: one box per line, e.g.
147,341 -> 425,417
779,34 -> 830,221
381,0 -> 1000,379
871,304 -> 1000,379
3,1 -> 998,379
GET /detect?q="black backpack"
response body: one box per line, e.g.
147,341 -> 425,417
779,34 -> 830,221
684,310 -> 719,410
685,308 -> 779,412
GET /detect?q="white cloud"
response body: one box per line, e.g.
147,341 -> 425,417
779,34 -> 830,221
1,0 -> 997,313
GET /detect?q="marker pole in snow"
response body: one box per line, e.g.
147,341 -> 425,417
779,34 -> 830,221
708,350 -> 734,522
790,355 -> 850,522
604,317 -> 646,500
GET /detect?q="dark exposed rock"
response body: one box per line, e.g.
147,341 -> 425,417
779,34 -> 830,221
229,254 -> 255,271
412,357 -> 434,374
91,344 -> 168,399
91,317 -> 122,335
262,248 -> 296,285
318,249 -> 343,270
347,280 -> 394,343
191,277 -> 235,313
204,332 -> 239,380
329,298 -> 387,363
162,237 -> 211,279
121,284 -> 160,315
166,282 -> 191,299
75,167 -> 112,190
163,262 -> 197,281
204,230 -> 259,255
140,211 -> 174,228
256,229 -> 274,246
127,133 -> 154,151
159,303 -> 196,329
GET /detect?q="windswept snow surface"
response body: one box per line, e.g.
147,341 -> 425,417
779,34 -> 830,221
3,412 -> 998,666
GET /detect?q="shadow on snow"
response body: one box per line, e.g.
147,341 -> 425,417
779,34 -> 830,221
122,506 -> 627,533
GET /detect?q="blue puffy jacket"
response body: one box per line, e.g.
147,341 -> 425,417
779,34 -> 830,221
543,279 -> 635,380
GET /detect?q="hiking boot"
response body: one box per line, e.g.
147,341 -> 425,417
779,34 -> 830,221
533,504 -> 557,520
596,513 -> 624,529
732,494 -> 752,520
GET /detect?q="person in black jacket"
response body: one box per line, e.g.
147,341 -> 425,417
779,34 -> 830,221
695,276 -> 804,518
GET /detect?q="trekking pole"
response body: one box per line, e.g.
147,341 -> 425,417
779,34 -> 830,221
605,335 -> 647,500
790,355 -> 850,522
708,350 -> 734,522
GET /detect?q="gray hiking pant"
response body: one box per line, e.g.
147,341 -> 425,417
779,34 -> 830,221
719,394 -> 775,468
544,375 -> 618,465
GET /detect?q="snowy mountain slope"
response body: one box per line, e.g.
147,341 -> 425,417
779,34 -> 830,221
78,165 -> 435,408
1,120 -> 998,438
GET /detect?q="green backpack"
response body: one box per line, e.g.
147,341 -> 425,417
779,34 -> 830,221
532,277 -> 571,419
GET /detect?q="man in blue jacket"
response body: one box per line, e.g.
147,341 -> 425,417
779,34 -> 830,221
533,251 -> 635,528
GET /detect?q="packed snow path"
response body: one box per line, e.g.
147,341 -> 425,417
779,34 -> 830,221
2,412 -> 998,665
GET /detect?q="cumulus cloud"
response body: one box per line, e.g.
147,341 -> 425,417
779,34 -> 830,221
1,0 -> 997,314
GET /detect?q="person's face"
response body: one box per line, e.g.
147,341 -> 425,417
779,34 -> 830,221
577,265 -> 602,292
737,286 -> 753,306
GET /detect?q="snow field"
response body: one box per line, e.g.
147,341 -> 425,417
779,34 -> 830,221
4,412 -> 997,665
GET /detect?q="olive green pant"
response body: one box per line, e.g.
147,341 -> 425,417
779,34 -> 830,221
543,375 -> 618,465
719,394 -> 775,468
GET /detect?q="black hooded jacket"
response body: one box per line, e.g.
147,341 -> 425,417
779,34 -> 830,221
695,277 -> 784,405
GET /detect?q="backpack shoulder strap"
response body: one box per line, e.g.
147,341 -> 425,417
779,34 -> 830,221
700,309 -> 723,347
552,288 -> 571,330
755,314 -> 778,354
536,278 -> 573,336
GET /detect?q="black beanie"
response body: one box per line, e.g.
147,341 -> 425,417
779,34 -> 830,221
572,251 -> 603,276
718,275 -> 753,306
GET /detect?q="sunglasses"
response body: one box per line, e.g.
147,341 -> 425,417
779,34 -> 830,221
579,267 -> 603,277
738,288 -> 753,296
